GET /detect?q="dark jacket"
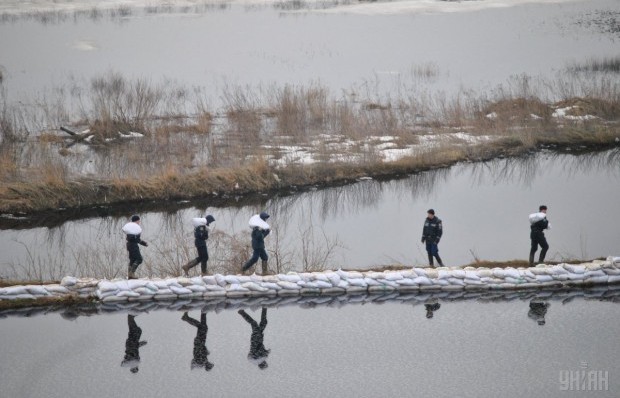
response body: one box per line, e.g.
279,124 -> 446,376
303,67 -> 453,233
126,233 -> 147,259
194,226 -> 209,248
422,216 -> 443,242
530,218 -> 549,234
251,227 -> 270,250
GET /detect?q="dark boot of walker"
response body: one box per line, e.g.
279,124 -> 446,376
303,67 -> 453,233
435,256 -> 444,267
428,254 -> 434,267
529,253 -> 535,267
261,260 -> 270,275
128,266 -> 134,280
182,258 -> 199,276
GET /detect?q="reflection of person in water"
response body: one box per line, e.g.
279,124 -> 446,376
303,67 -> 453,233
121,315 -> 147,373
424,301 -> 441,319
238,307 -> 270,369
182,311 -> 214,371
528,299 -> 550,326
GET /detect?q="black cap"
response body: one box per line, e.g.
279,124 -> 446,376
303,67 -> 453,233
539,205 -> 547,211
206,215 -> 215,224
131,215 -> 140,222
427,209 -> 435,215
259,212 -> 270,221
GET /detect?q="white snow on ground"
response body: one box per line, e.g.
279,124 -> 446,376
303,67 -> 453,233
552,106 -> 597,121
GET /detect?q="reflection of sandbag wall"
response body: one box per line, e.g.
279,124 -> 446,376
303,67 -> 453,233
1,257 -> 620,303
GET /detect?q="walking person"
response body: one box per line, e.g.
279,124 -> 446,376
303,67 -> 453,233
182,215 -> 215,276
529,205 -> 550,266
182,311 -> 214,371
421,209 -> 444,267
122,215 -> 148,279
238,307 -> 270,369
241,212 -> 271,274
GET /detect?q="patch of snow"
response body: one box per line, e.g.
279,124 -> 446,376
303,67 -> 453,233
486,112 -> 498,120
119,131 -> 144,138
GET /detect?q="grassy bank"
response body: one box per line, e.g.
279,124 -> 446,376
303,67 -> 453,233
1,70 -> 619,214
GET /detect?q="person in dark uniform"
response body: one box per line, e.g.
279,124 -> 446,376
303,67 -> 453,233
238,307 -> 270,369
421,209 -> 444,267
121,315 -> 147,373
182,215 -> 216,277
529,205 -> 550,266
528,299 -> 550,326
123,215 -> 148,279
182,311 -> 214,371
241,212 -> 271,275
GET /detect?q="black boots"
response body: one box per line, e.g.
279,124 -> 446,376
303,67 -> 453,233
182,258 -> 200,276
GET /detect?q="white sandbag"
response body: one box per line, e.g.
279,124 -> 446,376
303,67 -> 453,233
249,214 -> 270,230
430,278 -> 449,286
133,287 -> 155,296
224,275 -> 241,285
189,276 -> 205,286
102,295 -> 128,303
261,282 -> 282,290
347,278 -> 367,287
337,280 -> 349,289
228,283 -> 250,292
97,289 -> 119,299
127,279 -> 149,289
423,269 -> 438,279
584,270 -> 606,278
536,275 -> 554,283
464,271 -> 480,280
279,274 -> 301,283
205,285 -> 225,291
122,222 -> 142,235
476,269 -> 493,278
585,275 -> 608,284
337,270 -> 364,279
98,281 -> 119,292
313,280 -> 334,289
169,285 -> 192,295
250,274 -> 264,283
549,265 -> 568,275
364,277 -> 382,286
117,290 -> 140,298
566,273 -> 585,281
3,286 -> 29,295
452,270 -> 466,279
608,275 -> 620,284
413,276 -> 432,285
236,275 -> 253,284
503,268 -> 520,280
192,217 -> 207,227
376,279 -> 399,288
166,279 -> 183,289
214,274 -> 227,286
613,257 -> 620,266
564,264 -> 585,274
152,280 -> 169,289
187,285 -> 207,293
277,281 -> 301,290
325,272 -> 341,286
383,272 -> 403,281
529,212 -> 546,224
201,276 -> 217,286
437,270 -> 451,279
25,286 -> 51,296
242,282 -> 268,292
504,277 -> 523,284
61,276 -> 78,287
447,278 -> 466,286
311,273 -> 330,283
464,278 -> 484,285
396,278 -> 417,286
44,285 -> 70,294
301,281 -> 320,288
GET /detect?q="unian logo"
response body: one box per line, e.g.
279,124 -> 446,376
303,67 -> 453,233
559,362 -> 609,392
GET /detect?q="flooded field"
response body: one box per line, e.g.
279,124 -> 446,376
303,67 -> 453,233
1,289 -> 619,397
1,149 -> 619,279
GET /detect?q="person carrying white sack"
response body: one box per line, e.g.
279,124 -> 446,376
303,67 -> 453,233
122,215 -> 148,279
241,212 -> 271,274
182,214 -> 215,276
529,205 -> 551,266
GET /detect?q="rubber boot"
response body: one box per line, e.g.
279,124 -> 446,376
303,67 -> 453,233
435,256 -> 444,267
182,258 -> 199,276
128,266 -> 136,280
529,253 -> 535,267
261,260 -> 269,275
428,254 -> 434,267
201,261 -> 208,277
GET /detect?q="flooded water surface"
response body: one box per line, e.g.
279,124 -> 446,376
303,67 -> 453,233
1,291 -> 619,397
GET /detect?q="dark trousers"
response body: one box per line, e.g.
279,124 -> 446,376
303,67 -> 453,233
425,241 -> 443,266
530,232 -> 549,264
189,245 -> 209,273
127,243 -> 143,272
242,248 -> 268,271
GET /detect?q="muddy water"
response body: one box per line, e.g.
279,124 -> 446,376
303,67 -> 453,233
0,149 -> 619,278
1,292 -> 619,397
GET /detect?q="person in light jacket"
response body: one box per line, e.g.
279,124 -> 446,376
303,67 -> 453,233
241,212 -> 271,274
529,205 -> 550,266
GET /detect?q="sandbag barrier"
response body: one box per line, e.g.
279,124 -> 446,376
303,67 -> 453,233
1,257 -> 619,305
2,283 -> 620,320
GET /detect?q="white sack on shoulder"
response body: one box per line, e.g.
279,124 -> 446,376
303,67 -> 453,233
122,222 -> 142,235
529,212 -> 546,224
249,214 -> 270,230
192,217 -> 207,227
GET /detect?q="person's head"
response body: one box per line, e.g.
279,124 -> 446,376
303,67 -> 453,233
427,209 -> 435,219
130,366 -> 139,373
539,205 -> 547,213
205,361 -> 214,371
258,360 -> 268,369
131,215 -> 141,223
259,212 -> 270,221
205,214 -> 215,225
538,319 -> 546,326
